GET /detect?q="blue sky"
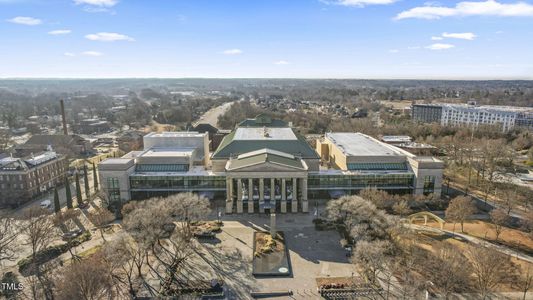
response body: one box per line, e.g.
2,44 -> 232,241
1,0 -> 533,79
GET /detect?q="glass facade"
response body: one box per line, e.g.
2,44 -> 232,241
423,175 -> 435,195
347,162 -> 407,171
130,175 -> 226,190
106,177 -> 121,202
135,164 -> 189,172
127,172 -> 416,201
308,173 -> 414,189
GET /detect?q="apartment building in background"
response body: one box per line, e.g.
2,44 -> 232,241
412,102 -> 533,132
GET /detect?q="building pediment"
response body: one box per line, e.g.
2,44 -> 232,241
227,161 -> 305,173
225,148 -> 308,172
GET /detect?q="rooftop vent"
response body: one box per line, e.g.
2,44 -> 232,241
263,126 -> 270,138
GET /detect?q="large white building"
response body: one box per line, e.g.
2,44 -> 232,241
99,115 -> 444,214
412,103 -> 533,132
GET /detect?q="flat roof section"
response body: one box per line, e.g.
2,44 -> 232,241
99,158 -> 133,165
326,133 -> 405,157
141,148 -> 195,158
233,127 -> 297,141
144,131 -> 206,138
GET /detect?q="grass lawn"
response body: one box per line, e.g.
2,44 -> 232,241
414,230 -> 533,293
425,220 -> 533,255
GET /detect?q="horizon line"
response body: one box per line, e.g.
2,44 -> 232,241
0,77 -> 532,81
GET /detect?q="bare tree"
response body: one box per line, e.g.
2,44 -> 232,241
360,188 -> 392,210
21,207 -> 57,264
102,235 -> 145,298
489,208 -> 508,241
394,241 -> 426,300
466,246 -> 516,299
445,196 -> 476,233
21,207 -> 58,300
87,208 -> 115,242
121,193 -> 210,296
164,193 -> 211,238
517,265 -> 533,300
326,195 -> 399,242
521,211 -> 533,238
426,242 -> 472,299
392,200 -> 411,217
0,213 -> 18,266
53,251 -> 115,300
352,239 -> 392,291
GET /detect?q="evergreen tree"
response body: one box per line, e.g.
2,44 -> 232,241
75,173 -> 83,206
65,177 -> 73,209
53,187 -> 60,214
92,161 -> 99,192
84,164 -> 90,199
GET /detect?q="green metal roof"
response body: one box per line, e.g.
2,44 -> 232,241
226,149 -> 307,171
212,128 -> 319,159
238,114 -> 288,128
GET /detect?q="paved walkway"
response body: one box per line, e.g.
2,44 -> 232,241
192,212 -> 356,299
409,224 -> 533,263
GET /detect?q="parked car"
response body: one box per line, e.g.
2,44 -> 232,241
40,200 -> 51,209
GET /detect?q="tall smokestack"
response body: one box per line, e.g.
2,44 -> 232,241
60,99 -> 68,135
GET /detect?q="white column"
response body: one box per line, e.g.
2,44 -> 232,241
259,178 -> 265,213
225,177 -> 233,213
237,178 -> 243,213
270,178 -> 275,211
292,178 -> 298,213
248,178 -> 254,213
281,178 -> 287,213
301,178 -> 308,213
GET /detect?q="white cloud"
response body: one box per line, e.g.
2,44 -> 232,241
222,49 -> 243,55
396,0 -> 533,20
48,29 -> 71,35
431,36 -> 444,40
64,52 -> 76,57
325,0 -> 397,6
442,32 -> 477,40
274,60 -> 290,65
85,32 -> 134,42
425,43 -> 455,50
388,49 -> 399,53
74,0 -> 117,7
7,16 -> 42,25
81,51 -> 103,56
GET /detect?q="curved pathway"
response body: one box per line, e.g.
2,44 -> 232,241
409,223 -> 533,263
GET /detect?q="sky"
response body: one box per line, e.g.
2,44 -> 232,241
1,0 -> 533,79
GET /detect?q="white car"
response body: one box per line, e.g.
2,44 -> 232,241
40,200 -> 52,209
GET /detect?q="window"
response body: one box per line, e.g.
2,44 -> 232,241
347,162 -> 408,171
423,176 -> 435,195
135,164 -> 189,172
107,177 -> 120,189
106,177 -> 121,202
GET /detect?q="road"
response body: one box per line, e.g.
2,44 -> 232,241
193,101 -> 236,129
13,171 -> 95,216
